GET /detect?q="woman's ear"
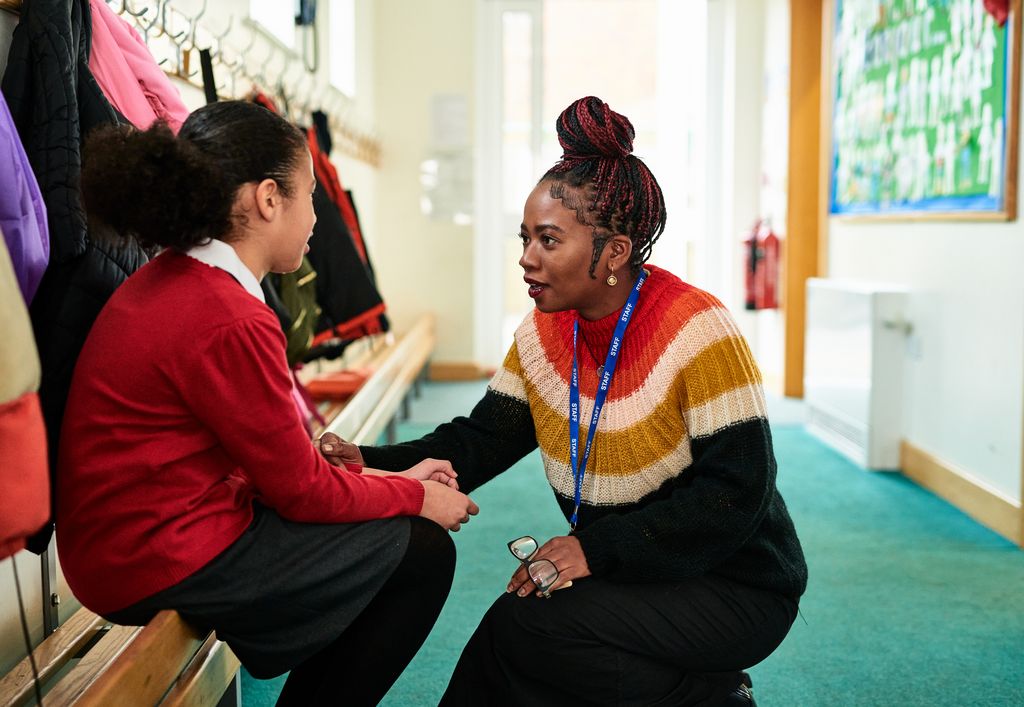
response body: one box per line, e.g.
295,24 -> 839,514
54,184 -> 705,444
254,178 -> 281,222
606,235 -> 633,272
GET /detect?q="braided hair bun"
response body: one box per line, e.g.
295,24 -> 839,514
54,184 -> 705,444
557,96 -> 635,160
543,96 -> 666,276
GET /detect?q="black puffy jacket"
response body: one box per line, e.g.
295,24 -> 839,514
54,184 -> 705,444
2,0 -> 149,551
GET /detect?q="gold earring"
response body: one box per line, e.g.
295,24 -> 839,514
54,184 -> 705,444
606,273 -> 618,286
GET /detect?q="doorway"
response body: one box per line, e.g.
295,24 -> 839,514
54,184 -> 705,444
473,0 -> 707,369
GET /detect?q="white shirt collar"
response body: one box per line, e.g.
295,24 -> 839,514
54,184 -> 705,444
184,239 -> 266,303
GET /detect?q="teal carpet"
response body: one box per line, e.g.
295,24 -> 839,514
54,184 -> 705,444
243,381 -> 1024,706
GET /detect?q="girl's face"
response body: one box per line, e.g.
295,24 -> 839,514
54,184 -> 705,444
518,181 -> 622,319
267,150 -> 317,274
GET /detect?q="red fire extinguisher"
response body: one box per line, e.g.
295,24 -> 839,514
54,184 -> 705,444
744,222 -> 759,310
743,219 -> 781,310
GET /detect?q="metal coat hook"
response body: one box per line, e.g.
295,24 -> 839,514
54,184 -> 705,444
218,53 -> 244,97
254,42 -> 277,91
133,2 -> 162,45
275,61 -> 300,120
158,0 -> 185,41
236,27 -> 260,89
121,0 -> 149,18
280,58 -> 309,113
224,53 -> 243,80
184,0 -> 207,53
333,94 -> 354,137
241,25 -> 258,56
168,16 -> 199,77
209,14 -> 233,62
296,72 -> 317,118
171,0 -> 207,79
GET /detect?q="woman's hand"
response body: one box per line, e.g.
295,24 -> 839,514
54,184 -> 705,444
316,432 -> 364,468
316,433 -> 457,488
398,458 -> 459,489
419,480 -> 479,532
507,535 -> 591,598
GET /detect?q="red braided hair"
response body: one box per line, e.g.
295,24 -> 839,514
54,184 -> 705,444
542,96 -> 666,277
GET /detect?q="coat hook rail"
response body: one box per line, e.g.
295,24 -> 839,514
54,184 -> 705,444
0,0 -> 381,165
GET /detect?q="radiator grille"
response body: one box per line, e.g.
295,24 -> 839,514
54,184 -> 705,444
806,403 -> 868,466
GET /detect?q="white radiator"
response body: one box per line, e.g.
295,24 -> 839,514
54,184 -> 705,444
804,278 -> 909,470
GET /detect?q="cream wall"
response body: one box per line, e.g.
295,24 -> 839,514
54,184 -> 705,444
828,220 -> 1024,504
371,0 -> 476,363
827,93 -> 1024,505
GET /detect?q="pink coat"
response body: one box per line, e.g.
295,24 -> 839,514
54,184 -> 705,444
88,0 -> 190,133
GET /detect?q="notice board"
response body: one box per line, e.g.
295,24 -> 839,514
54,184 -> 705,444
829,0 -> 1020,219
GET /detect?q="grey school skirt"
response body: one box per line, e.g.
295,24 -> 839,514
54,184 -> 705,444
105,504 -> 411,678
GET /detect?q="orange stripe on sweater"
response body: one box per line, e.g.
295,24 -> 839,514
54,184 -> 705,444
527,290 -> 728,401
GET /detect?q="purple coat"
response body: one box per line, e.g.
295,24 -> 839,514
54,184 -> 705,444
0,91 -> 48,304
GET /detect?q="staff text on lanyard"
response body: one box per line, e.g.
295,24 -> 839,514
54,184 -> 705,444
569,270 -> 647,530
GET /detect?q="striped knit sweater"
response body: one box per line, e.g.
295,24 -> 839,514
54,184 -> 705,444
362,265 -> 807,597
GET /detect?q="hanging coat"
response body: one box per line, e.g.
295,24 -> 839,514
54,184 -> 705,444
307,184 -> 386,344
0,231 -> 49,560
345,188 -> 389,334
267,257 -> 321,367
2,0 -> 148,551
304,127 -> 387,344
308,120 -> 369,263
87,0 -> 190,133
0,89 -> 48,304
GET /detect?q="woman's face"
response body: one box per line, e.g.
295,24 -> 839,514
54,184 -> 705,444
268,150 -> 317,274
518,181 -> 611,318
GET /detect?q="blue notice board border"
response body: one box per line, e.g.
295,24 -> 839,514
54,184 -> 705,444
828,0 -> 1020,219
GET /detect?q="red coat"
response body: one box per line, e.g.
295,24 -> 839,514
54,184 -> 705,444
0,236 -> 49,560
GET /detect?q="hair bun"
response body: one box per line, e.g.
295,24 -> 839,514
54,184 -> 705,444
556,96 -> 635,160
82,122 -> 231,250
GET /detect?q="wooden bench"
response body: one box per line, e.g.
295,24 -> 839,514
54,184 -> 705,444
0,316 -> 436,705
0,608 -> 239,706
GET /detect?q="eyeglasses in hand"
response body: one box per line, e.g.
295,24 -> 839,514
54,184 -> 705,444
507,536 -> 560,598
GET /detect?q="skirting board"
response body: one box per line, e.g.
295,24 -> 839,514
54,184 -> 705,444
900,440 -> 1023,547
428,362 -> 492,381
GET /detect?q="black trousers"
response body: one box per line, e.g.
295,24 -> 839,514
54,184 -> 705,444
440,574 -> 798,707
107,512 -> 454,705
277,516 -> 456,705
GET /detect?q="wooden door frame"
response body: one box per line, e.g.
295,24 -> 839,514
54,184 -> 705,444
783,0 -> 828,397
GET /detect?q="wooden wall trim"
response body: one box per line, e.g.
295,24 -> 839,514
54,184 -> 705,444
901,440 -> 1023,547
783,0 -> 825,397
428,362 -> 490,382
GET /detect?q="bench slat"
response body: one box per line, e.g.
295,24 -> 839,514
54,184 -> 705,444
160,634 -> 240,707
43,624 -> 140,706
0,609 -> 106,707
71,611 -> 204,706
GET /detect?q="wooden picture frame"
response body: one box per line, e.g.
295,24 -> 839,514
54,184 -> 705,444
827,0 -> 1021,220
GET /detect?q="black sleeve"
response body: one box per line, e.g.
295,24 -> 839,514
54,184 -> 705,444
361,387 -> 539,493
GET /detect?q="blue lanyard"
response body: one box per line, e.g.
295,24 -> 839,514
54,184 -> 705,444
569,270 -> 647,530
